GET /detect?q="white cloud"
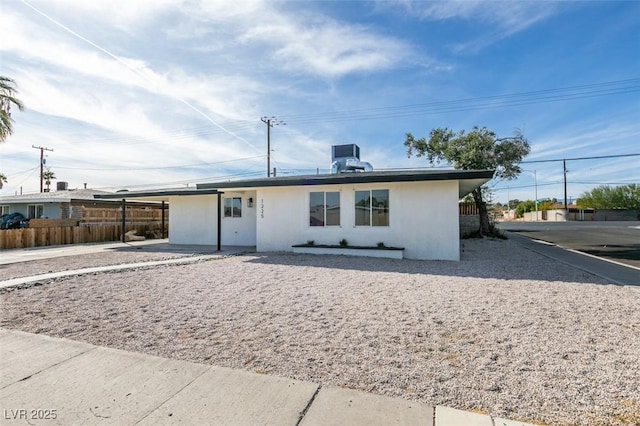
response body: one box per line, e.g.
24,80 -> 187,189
22,0 -> 182,32
165,1 -> 422,78
238,16 -> 414,77
381,0 -> 558,53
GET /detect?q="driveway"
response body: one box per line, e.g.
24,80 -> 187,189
497,221 -> 640,269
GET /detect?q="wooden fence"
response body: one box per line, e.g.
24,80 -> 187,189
0,223 -> 164,250
459,202 -> 479,215
82,207 -> 162,223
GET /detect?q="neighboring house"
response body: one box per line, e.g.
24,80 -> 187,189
0,188 -> 114,219
96,145 -> 493,261
521,207 -> 639,221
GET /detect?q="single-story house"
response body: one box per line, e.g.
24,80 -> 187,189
0,188 -> 166,229
95,145 -> 493,261
0,188 -> 116,219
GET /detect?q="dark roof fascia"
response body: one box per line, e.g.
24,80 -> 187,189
69,199 -> 164,208
0,191 -> 110,204
197,169 -> 495,190
94,188 -> 220,200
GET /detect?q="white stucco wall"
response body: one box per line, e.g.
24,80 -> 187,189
256,180 -> 460,260
168,195 -> 219,245
168,193 -> 257,246
221,191 -> 257,246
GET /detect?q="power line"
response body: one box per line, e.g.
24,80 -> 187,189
493,182 -> 559,191
72,120 -> 262,146
54,155 -> 266,171
278,78 -> 640,125
56,78 -> 640,147
521,153 -> 640,164
93,170 -> 268,191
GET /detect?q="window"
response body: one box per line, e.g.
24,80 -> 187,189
355,189 -> 389,226
0,205 -> 9,215
224,197 -> 242,218
28,204 -> 44,219
310,191 -> 340,226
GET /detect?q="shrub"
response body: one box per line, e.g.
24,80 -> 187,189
339,238 -> 348,247
377,241 -> 385,248
306,240 -> 315,246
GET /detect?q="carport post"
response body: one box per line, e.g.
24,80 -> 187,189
161,201 -> 166,238
217,192 -> 222,251
121,198 -> 126,243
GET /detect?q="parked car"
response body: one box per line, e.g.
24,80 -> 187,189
0,212 -> 26,229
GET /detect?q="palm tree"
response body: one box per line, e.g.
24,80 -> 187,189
1,76 -> 25,143
43,168 -> 56,192
0,172 -> 7,190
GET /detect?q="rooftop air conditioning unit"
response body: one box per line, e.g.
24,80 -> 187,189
57,181 -> 68,191
330,144 -> 373,173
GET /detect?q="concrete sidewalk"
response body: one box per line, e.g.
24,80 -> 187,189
0,240 -> 247,266
0,253 -> 247,290
0,241 -> 253,290
0,330 -> 535,426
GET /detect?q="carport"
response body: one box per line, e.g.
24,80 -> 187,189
94,188 -> 222,250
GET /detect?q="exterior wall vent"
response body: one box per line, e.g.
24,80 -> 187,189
330,144 -> 373,174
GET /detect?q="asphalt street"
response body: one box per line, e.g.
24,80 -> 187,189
497,221 -> 640,269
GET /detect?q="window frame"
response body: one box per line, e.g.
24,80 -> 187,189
27,204 -> 44,219
223,197 -> 242,218
309,191 -> 341,227
354,189 -> 389,227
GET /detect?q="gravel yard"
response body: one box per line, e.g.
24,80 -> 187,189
1,238 -> 639,425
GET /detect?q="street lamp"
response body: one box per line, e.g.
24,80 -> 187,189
523,169 -> 538,221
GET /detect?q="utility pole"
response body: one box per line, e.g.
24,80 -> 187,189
260,116 -> 285,177
32,145 -> 53,193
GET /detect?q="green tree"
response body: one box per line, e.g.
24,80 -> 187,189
404,126 -> 530,237
43,168 -> 56,192
0,76 -> 25,143
515,200 -> 536,218
0,172 -> 7,190
577,184 -> 640,209
508,199 -> 521,210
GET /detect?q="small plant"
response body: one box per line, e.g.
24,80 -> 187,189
306,240 -> 315,246
377,241 -> 385,248
339,238 -> 348,247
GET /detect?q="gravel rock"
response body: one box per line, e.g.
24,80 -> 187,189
1,238 -> 639,426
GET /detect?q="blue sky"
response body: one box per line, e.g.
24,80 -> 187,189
1,0 -> 638,204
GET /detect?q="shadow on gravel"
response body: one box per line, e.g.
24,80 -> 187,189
241,249 -> 609,285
